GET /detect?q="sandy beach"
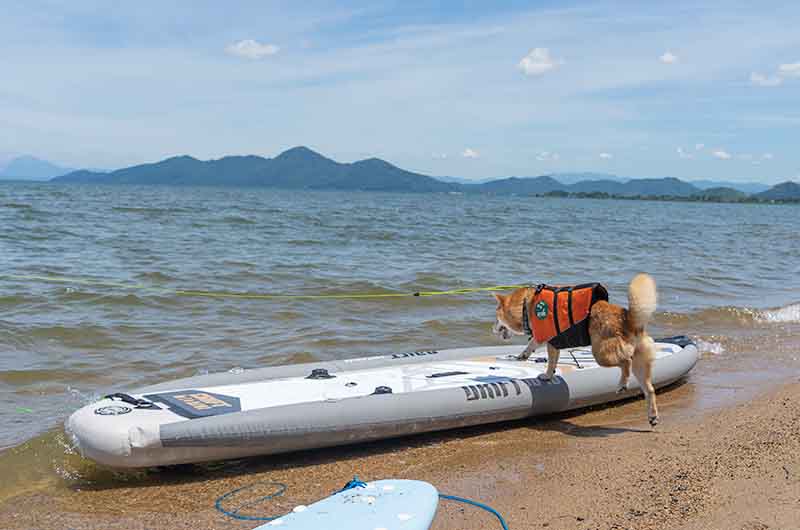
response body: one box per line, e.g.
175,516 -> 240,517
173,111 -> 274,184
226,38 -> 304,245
4,2 -> 800,529
2,374 -> 798,530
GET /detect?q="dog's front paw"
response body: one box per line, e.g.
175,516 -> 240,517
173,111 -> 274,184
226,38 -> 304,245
616,385 -> 627,394
538,372 -> 554,381
515,353 -> 531,361
649,415 -> 659,428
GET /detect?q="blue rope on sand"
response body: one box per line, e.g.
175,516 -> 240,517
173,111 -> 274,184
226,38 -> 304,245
439,493 -> 510,530
214,480 -> 288,521
214,476 -> 509,529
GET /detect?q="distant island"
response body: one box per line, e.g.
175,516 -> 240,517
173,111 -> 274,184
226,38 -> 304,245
50,146 -> 800,203
0,156 -> 73,181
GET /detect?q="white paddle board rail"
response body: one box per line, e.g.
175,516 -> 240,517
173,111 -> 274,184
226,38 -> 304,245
67,337 -> 698,468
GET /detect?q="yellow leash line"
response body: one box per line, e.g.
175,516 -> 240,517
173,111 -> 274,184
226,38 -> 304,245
0,273 -> 526,300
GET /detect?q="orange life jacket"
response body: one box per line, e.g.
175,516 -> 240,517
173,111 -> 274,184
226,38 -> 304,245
523,283 -> 609,349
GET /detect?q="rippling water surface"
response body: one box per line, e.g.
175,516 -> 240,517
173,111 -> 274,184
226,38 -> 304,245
1,182 -> 799,452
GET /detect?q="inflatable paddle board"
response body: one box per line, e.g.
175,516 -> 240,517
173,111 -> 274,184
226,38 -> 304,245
67,337 -> 697,468
250,480 -> 439,530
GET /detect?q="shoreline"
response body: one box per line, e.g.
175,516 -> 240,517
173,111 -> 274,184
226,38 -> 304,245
536,191 -> 800,205
6,180 -> 800,205
1,376 -> 798,530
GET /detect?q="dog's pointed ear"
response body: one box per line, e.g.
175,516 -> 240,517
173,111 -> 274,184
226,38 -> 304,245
492,293 -> 504,304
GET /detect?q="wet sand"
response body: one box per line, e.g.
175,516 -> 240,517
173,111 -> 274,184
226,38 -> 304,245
1,374 -> 798,530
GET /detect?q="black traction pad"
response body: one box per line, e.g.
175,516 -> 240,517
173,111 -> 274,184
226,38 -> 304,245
144,390 -> 241,419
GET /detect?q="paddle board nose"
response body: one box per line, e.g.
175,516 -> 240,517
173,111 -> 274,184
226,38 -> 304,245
67,396 -> 164,467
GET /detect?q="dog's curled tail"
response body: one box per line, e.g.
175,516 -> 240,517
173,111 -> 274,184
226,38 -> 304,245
627,273 -> 657,331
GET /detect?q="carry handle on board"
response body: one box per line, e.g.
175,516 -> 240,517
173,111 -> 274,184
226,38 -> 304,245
104,393 -> 159,409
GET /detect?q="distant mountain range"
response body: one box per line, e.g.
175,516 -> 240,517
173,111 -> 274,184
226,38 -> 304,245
690,179 -> 770,194
754,181 -> 800,201
0,156 -> 73,180
55,147 -> 454,193
439,172 -> 628,186
549,172 -> 628,185
47,146 -> 800,201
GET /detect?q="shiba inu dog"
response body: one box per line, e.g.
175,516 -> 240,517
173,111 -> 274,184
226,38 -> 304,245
492,273 -> 660,426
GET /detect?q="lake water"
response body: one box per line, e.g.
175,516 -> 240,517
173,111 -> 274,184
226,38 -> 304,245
1,182 -> 799,488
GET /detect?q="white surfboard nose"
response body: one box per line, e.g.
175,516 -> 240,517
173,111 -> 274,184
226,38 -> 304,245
250,480 -> 439,530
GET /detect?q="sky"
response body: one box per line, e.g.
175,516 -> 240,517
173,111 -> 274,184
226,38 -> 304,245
1,0 -> 799,183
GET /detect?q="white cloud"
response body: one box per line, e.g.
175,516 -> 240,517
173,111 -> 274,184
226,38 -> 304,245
659,51 -> 678,64
778,62 -> 800,77
518,48 -> 561,76
712,149 -> 732,159
431,153 -> 448,159
749,61 -> 800,88
695,143 -> 705,151
677,147 -> 693,159
462,148 -> 479,159
750,72 -> 783,87
536,151 -> 560,161
225,39 -> 280,60
599,152 -> 613,159
762,153 -> 774,160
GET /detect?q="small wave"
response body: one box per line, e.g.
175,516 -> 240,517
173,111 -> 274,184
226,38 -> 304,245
221,215 -> 256,225
0,369 -> 103,386
260,351 -> 319,365
25,324 -> 113,349
694,338 -> 725,356
2,202 -> 33,209
221,259 -> 256,268
0,294 -> 46,306
659,306 -> 760,326
422,319 -> 450,332
406,272 -> 456,287
755,303 -> 800,323
271,310 -> 304,321
657,302 -> 800,333
361,230 -> 398,241
135,271 -> 176,283
111,206 -> 173,215
56,290 -> 149,307
287,239 -> 324,246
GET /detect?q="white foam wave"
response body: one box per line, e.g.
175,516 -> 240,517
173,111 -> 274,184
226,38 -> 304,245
694,338 -> 725,356
756,303 -> 800,323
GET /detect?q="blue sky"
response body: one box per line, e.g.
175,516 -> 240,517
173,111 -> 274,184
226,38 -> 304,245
1,1 -> 799,182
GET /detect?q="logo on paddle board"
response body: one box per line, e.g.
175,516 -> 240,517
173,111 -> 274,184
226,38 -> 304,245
143,390 -> 242,419
535,301 -> 549,320
94,405 -> 132,416
462,379 -> 522,401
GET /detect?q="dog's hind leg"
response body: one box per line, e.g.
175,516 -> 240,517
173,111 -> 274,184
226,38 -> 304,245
517,336 -> 540,361
633,336 -> 658,427
617,358 -> 631,393
538,343 -> 560,381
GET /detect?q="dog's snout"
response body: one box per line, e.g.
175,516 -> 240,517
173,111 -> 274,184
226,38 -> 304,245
492,319 -> 513,341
